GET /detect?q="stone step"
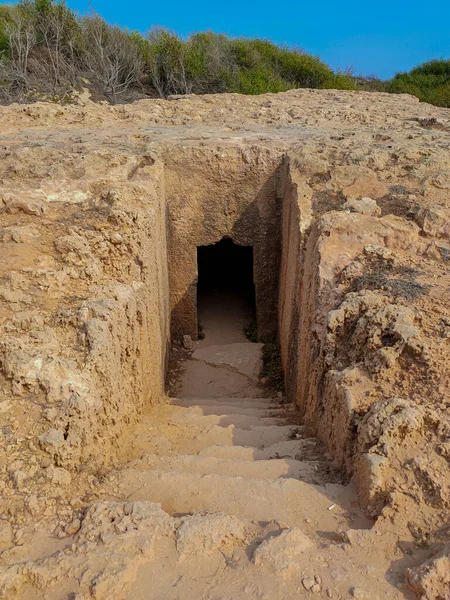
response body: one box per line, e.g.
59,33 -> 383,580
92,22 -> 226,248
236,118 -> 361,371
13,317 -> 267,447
198,438 -> 314,461
168,410 -> 283,429
178,359 -> 263,399
170,403 -> 293,418
192,342 -> 263,378
172,423 -> 298,450
117,469 -> 347,531
141,423 -> 298,455
176,397 -> 278,409
129,453 -> 320,482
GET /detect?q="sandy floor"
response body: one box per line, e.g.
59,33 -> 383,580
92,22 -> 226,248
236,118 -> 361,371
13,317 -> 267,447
197,289 -> 254,347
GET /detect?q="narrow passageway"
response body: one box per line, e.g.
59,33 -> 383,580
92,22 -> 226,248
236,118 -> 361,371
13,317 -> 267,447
197,238 -> 256,346
97,241 -> 388,599
101,287 -> 385,599
97,250 -> 397,600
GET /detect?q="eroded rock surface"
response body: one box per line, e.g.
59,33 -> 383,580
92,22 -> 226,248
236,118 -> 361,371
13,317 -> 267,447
0,89 -> 449,599
405,544 -> 450,600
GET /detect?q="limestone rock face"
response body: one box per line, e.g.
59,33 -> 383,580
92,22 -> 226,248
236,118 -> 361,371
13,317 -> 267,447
343,197 -> 381,216
415,205 -> 450,239
342,175 -> 388,200
0,88 -> 449,599
253,528 -> 313,577
0,500 -> 176,599
405,545 -> 450,600
176,512 -> 248,556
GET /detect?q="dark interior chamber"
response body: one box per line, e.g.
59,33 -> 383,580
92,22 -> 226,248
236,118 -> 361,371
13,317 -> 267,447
197,238 -> 257,341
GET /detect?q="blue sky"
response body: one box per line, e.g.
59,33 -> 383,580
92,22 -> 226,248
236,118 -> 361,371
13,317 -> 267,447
3,0 -> 449,78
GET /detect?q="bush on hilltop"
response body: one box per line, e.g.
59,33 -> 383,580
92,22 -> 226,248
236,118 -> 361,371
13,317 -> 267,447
0,1 -> 448,106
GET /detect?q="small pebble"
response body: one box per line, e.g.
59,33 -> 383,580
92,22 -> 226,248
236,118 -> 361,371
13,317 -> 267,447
302,577 -> 315,591
350,587 -> 368,599
65,518 -> 81,536
13,528 -> 25,545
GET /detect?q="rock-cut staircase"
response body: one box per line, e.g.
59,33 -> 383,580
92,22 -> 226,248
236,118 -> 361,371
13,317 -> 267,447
0,342 -> 402,600
9,341 -> 387,600
114,342 -> 354,537
94,341 -> 387,598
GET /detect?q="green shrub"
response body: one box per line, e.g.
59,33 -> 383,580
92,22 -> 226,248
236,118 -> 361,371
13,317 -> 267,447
144,27 -> 186,96
0,1 -> 447,107
388,59 -> 450,107
272,46 -> 335,88
0,5 -> 13,57
229,38 -> 355,93
330,70 -> 358,90
353,75 -> 390,92
187,31 -> 235,91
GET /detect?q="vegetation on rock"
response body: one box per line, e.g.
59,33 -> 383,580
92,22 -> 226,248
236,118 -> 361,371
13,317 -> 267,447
261,333 -> 285,392
0,0 -> 448,106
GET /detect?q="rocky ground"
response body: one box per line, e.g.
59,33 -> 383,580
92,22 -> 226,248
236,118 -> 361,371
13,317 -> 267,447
0,89 -> 449,599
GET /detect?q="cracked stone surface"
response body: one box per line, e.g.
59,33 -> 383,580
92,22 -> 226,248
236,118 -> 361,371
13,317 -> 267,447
193,343 -> 263,378
0,88 -> 449,599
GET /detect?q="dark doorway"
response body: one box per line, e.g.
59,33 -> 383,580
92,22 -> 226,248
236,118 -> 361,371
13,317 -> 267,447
197,238 -> 256,345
